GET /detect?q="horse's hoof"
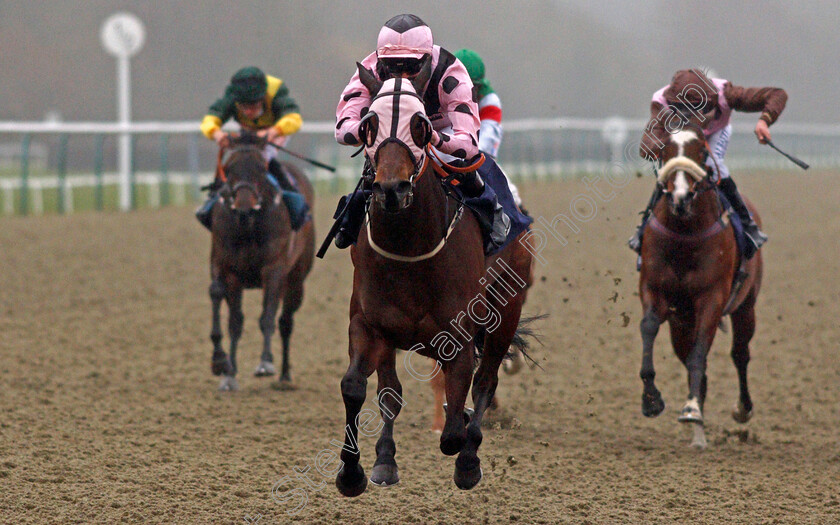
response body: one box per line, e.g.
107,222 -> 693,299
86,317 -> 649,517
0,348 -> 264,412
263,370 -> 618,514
211,357 -> 229,376
690,423 -> 708,450
641,391 -> 665,418
731,403 -> 753,424
454,464 -> 483,490
370,464 -> 399,487
272,376 -> 296,391
218,375 -> 239,392
678,404 -> 703,424
336,464 -> 367,497
254,361 -> 276,377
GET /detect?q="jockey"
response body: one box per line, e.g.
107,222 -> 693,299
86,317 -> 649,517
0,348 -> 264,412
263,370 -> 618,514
630,68 -> 787,258
332,14 -> 513,251
196,66 -> 308,230
453,48 -> 523,207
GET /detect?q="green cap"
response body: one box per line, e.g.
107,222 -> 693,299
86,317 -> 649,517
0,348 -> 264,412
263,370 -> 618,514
454,49 -> 484,81
454,49 -> 492,99
230,66 -> 267,103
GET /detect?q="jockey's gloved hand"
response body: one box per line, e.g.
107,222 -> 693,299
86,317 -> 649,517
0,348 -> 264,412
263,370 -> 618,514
450,155 -> 485,198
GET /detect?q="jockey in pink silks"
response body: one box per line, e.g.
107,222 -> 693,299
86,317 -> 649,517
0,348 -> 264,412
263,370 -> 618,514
330,13 -> 526,253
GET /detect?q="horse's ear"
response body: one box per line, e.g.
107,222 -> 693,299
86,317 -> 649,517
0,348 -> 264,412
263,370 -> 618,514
409,112 -> 432,148
410,55 -> 432,97
358,112 -> 379,148
357,62 -> 382,97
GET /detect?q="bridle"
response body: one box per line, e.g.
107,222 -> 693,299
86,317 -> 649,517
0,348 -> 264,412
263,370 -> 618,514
217,145 -> 274,212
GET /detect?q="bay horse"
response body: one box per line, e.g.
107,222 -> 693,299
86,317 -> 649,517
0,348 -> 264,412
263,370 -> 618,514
638,117 -> 763,448
334,71 -> 533,496
208,134 -> 315,391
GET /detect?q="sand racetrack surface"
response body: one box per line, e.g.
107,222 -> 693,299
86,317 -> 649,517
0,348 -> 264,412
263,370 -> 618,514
1,170 -> 839,524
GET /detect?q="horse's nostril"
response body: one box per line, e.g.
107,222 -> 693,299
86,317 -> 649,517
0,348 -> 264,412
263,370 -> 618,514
396,181 -> 413,194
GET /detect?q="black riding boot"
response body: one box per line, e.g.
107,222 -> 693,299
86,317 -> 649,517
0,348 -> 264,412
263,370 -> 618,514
455,169 -> 485,198
718,177 -> 767,258
628,184 -> 664,253
334,160 -> 374,249
195,179 -> 223,230
455,169 -> 510,253
268,159 -> 298,193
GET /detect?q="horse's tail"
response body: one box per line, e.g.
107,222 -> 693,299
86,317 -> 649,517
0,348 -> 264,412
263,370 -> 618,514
474,313 -> 547,371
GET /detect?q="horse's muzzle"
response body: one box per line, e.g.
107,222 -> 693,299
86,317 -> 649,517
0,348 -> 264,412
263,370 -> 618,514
372,180 -> 413,212
665,191 -> 692,218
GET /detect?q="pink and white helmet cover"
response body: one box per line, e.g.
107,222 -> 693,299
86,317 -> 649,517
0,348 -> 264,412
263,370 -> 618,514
377,24 -> 433,59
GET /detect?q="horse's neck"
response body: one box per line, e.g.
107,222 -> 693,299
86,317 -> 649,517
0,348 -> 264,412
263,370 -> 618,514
655,191 -> 721,234
368,168 -> 448,254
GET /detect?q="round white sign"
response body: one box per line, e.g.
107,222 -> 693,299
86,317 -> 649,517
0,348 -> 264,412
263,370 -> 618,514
100,13 -> 146,58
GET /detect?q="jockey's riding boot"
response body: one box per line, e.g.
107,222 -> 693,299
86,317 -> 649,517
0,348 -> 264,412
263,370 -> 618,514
195,179 -> 223,231
461,181 -> 511,254
628,184 -> 664,254
455,170 -> 485,198
266,159 -> 310,230
268,159 -> 298,193
334,161 -> 375,249
718,177 -> 767,257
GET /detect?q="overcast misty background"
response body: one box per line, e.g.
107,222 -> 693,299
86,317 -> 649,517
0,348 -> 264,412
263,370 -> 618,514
1,0 -> 838,126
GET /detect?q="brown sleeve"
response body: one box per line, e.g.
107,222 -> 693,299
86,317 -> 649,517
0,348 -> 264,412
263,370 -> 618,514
722,82 -> 788,125
639,101 -> 667,160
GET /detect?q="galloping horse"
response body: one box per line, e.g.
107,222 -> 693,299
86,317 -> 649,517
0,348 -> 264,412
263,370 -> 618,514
208,135 -> 314,391
334,71 -> 533,496
638,116 -> 763,448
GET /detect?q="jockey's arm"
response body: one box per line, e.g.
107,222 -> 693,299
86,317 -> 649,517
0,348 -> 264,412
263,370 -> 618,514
723,83 -> 787,144
432,61 -> 480,159
723,83 -> 788,125
477,92 -> 503,156
268,82 -> 303,139
200,94 -> 236,140
335,54 -> 378,147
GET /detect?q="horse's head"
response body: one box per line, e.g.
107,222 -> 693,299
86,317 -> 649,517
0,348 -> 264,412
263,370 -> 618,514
357,64 -> 433,213
217,134 -> 272,225
657,117 -> 714,217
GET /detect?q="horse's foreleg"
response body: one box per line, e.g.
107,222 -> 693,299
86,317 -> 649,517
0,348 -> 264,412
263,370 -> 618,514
209,278 -> 230,376
370,351 -> 403,487
219,280 -> 243,391
439,346 -> 473,457
430,365 -> 446,433
678,293 -> 724,449
335,314 -> 389,498
456,299 -> 523,491
640,304 -> 666,417
255,268 -> 284,378
277,279 -> 304,386
730,297 -> 757,423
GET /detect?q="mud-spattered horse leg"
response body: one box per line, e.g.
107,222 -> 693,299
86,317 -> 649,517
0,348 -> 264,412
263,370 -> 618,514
276,278 -> 304,387
336,314 -> 389,497
439,346 -> 473,458
370,351 -> 403,487
219,279 -> 243,391
730,293 -> 757,423
255,268 -> 284,378
209,278 -> 231,376
640,306 -> 666,417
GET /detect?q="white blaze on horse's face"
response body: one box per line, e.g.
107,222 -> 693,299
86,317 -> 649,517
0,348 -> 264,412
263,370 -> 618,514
669,130 -> 700,205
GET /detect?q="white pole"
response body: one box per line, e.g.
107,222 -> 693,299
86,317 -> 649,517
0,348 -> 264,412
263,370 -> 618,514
118,55 -> 132,211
